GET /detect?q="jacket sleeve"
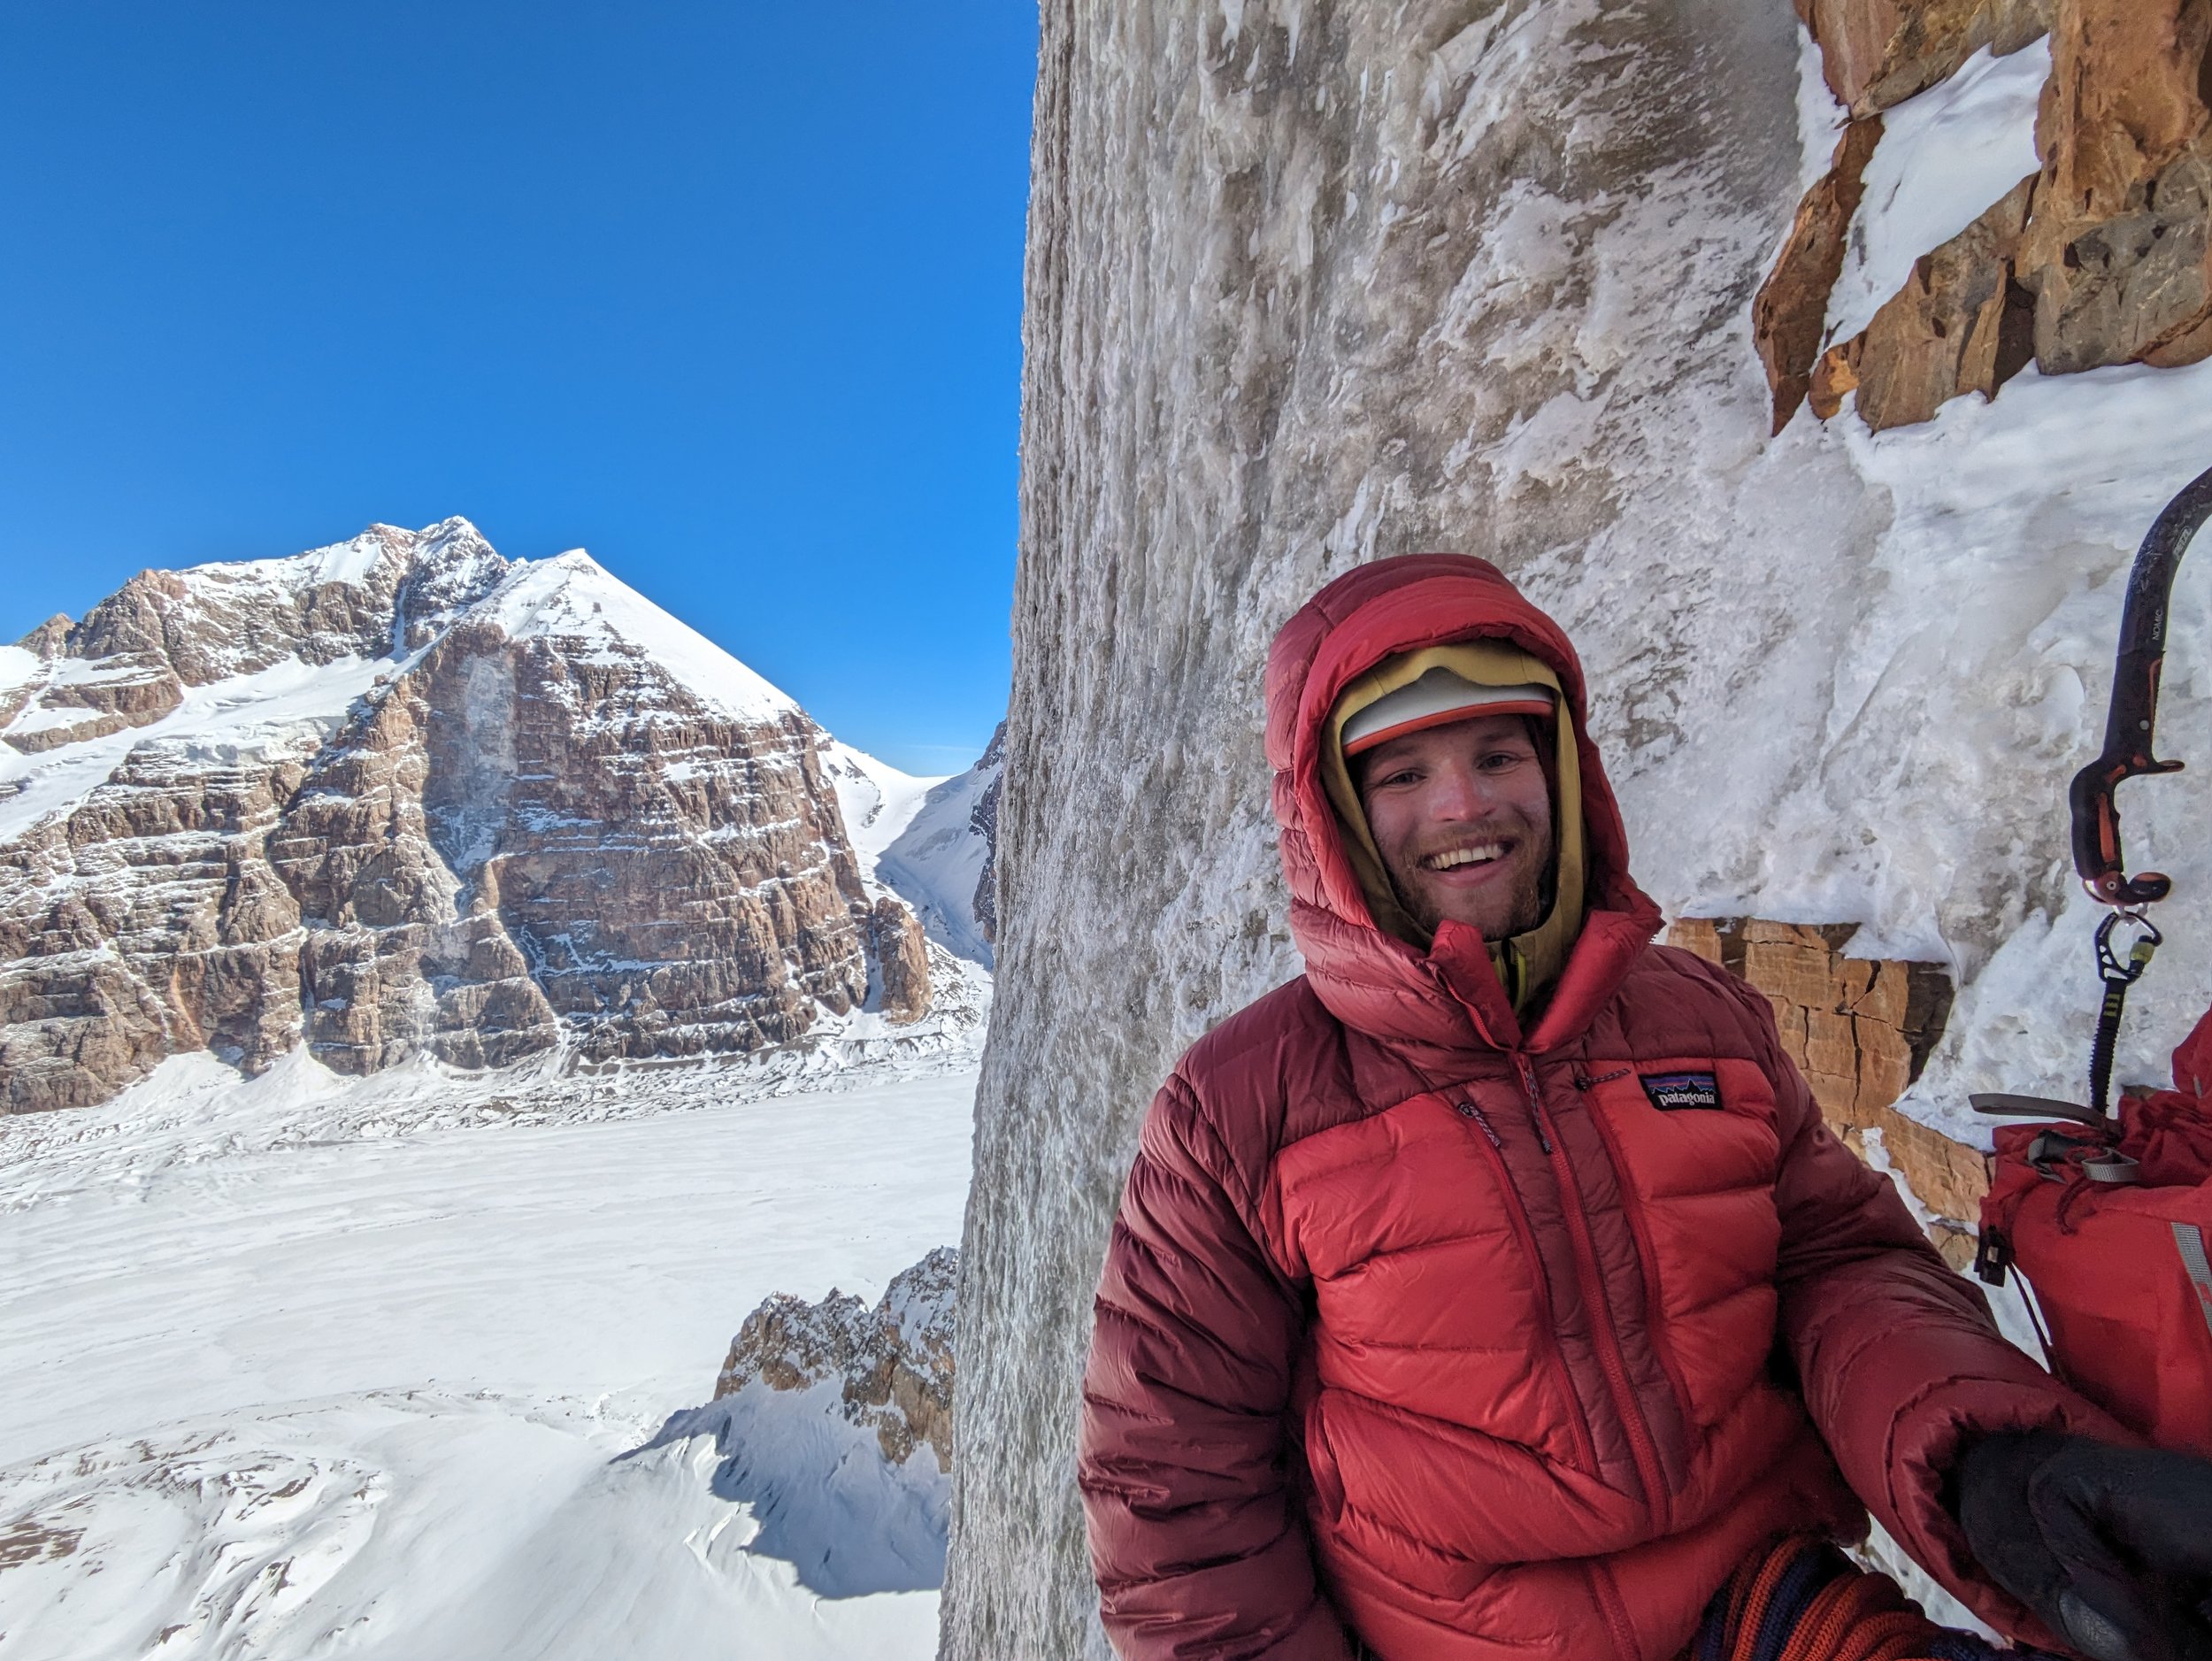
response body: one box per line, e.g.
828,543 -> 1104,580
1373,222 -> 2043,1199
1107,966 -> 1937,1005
1078,1072 -> 1357,1661
1744,979 -> 2124,1639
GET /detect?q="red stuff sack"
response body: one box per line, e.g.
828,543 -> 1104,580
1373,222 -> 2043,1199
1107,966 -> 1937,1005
1980,1008 -> 2212,1457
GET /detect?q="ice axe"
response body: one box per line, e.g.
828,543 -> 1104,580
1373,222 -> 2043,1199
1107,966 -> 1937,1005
1969,462 -> 2212,1166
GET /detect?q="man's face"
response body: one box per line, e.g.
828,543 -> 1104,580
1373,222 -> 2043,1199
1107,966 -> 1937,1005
1356,713 -> 1555,941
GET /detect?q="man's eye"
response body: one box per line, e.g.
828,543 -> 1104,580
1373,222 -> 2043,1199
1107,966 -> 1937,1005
1478,751 -> 1525,770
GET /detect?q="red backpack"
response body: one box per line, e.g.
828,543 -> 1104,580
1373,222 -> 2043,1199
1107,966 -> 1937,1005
1978,1006 -> 2212,1456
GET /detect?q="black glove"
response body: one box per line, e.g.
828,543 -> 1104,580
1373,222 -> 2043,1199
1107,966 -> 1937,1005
1955,1429 -> 2212,1661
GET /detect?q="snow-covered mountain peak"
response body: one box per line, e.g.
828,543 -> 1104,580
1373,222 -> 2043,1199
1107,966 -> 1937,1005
1,519 -> 997,1114
481,547 -> 798,724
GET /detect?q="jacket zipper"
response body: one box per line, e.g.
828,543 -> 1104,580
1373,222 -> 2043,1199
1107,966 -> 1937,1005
1448,1096 -> 1599,1475
1512,1053 -> 1671,1524
1586,1561 -> 1642,1661
1576,1071 -> 1699,1445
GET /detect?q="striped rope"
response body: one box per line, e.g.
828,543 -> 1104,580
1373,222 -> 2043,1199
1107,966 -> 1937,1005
1689,1536 -> 2039,1661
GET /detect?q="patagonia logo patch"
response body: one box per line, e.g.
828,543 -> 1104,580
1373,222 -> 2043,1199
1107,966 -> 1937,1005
1641,1071 -> 1721,1111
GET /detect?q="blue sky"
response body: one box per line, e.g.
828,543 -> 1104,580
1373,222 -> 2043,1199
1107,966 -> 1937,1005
0,4 -> 1033,774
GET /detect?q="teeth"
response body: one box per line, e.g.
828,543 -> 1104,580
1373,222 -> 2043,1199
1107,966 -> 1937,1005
1426,843 -> 1505,871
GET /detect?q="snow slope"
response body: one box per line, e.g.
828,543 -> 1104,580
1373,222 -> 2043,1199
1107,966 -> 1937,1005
821,741 -> 945,881
825,739 -> 998,968
876,765 -> 997,969
486,550 -> 800,725
0,1051 -> 976,1659
1825,39 -> 2049,345
0,653 -> 388,844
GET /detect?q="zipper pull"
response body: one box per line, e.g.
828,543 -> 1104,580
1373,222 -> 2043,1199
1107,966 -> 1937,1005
1455,1099 -> 1505,1151
1513,1055 -> 1554,1154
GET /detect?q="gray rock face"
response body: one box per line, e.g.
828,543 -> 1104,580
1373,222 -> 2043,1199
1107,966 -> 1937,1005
940,3 -> 1815,1655
0,520 -> 932,1111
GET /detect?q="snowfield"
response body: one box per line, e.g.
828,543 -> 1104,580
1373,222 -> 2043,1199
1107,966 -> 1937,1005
0,1045 -> 979,1659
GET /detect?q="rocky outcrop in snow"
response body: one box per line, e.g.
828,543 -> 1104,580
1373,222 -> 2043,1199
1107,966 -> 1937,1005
0,521 -> 951,1111
713,1245 -> 957,1471
618,1247 -> 962,1602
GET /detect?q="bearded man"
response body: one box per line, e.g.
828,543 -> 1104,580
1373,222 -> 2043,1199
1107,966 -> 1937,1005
1076,557 -> 2212,1661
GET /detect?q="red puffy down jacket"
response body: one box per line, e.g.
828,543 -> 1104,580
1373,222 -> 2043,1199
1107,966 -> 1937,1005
1077,556 -> 2118,1660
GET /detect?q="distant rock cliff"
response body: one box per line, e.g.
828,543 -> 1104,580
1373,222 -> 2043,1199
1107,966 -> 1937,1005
0,520 -> 984,1112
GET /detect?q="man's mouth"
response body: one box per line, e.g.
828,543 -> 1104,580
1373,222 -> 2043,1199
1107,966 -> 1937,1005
1421,841 -> 1510,872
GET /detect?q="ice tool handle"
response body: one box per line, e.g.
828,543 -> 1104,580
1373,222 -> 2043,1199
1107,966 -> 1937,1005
2069,461 -> 2212,907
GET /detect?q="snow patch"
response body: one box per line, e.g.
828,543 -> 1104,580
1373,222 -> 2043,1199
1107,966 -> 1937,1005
877,757 -> 997,968
0,1059 -> 977,1657
0,653 -> 384,843
1828,39 -> 2048,345
822,740 -> 945,878
0,645 -> 46,696
635,1381 -> 949,1599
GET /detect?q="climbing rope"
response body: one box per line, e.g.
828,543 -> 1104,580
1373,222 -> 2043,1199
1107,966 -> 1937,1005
1689,1536 -> 2056,1661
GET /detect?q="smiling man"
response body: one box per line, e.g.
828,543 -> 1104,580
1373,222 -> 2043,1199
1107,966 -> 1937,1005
1076,555 -> 2212,1661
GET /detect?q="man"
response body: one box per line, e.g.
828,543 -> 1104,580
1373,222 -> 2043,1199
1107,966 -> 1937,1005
1078,556 -> 2212,1660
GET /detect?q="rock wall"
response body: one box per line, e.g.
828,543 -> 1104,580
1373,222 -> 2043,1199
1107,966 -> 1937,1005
947,0 -> 2212,1651
0,522 -> 937,1111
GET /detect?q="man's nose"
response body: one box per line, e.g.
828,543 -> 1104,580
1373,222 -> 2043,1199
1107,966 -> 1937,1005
1431,761 -> 1501,819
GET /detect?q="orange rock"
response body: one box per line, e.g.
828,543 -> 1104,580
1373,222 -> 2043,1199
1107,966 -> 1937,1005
2020,0 -> 2212,373
1804,0 -> 2051,115
1669,917 -> 1725,965
1755,118 -> 1886,431
1851,174 -> 2040,429
1744,935 -> 1838,1011
1809,339 -> 1863,419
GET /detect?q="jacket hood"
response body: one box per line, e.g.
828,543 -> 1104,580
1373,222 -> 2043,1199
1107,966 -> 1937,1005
1265,554 -> 1662,1055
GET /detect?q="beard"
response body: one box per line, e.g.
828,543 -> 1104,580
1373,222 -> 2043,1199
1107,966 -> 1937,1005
1387,818 -> 1554,941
